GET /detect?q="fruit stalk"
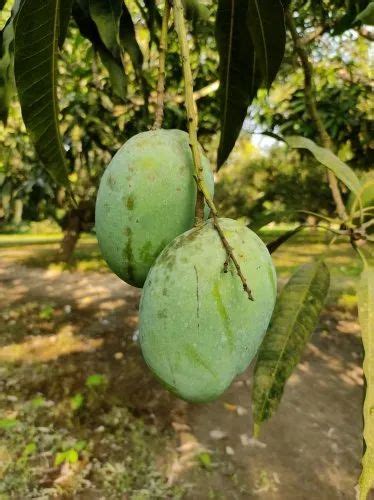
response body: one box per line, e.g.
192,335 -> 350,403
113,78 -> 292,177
172,0 -> 205,223
152,0 -> 170,130
193,175 -> 254,301
173,0 -> 254,301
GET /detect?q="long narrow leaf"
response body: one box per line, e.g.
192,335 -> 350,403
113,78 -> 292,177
0,19 -> 14,124
119,2 -> 144,73
286,135 -> 362,197
215,0 -> 262,168
358,262 -> 374,500
14,0 -> 70,188
88,0 -> 122,58
356,2 -> 374,25
249,209 -> 295,232
0,0 -> 22,124
247,0 -> 286,88
267,226 -> 303,254
72,0 -> 127,100
252,260 -> 330,434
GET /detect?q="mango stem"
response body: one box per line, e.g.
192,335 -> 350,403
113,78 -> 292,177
152,0 -> 170,130
173,0 -> 253,301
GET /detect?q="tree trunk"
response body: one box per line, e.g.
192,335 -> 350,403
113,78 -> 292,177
59,212 -> 81,263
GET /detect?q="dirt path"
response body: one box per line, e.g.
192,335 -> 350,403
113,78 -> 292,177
0,255 -> 370,499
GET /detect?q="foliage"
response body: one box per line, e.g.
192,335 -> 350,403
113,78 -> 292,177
252,260 -> 330,434
13,0 -> 71,188
285,135 -> 362,196
255,28 -> 372,169
215,0 -> 285,167
215,143 -> 335,222
358,261 -> 374,499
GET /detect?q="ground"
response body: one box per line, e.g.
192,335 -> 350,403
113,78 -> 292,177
0,232 -> 371,499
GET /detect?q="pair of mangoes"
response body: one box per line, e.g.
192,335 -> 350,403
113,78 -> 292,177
95,129 -> 276,402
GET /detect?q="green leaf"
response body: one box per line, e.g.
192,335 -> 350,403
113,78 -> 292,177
31,396 -> 45,408
54,451 -> 65,466
85,373 -> 106,388
358,263 -> 374,500
0,19 -> 14,124
183,0 -> 210,21
267,226 -> 303,254
285,136 -> 362,197
22,442 -> 37,457
66,448 -> 79,463
198,452 -> 213,468
72,0 -> 127,100
0,1 -> 21,124
347,172 -> 374,217
39,304 -> 54,320
74,440 -> 87,452
247,0 -> 286,88
97,46 -> 127,100
70,392 -> 84,411
215,0 -> 262,168
0,418 -> 19,430
252,260 -> 330,433
119,2 -> 144,73
89,0 -> 122,58
249,210 -> 295,232
356,2 -> 374,24
58,0 -> 73,48
13,0 -> 70,188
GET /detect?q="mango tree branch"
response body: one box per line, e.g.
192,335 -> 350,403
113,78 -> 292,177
173,0 -> 253,300
193,175 -> 254,300
172,0 -> 205,222
285,10 -> 348,222
152,0 -> 171,129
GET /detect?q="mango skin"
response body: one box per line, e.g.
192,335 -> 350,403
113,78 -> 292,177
139,218 -> 277,403
95,129 -> 214,288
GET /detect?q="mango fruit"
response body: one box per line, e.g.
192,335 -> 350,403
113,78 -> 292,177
139,218 -> 277,402
95,129 -> 214,287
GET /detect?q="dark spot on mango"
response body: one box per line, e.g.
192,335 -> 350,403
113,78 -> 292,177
126,195 -> 135,210
139,241 -> 153,264
212,281 -> 234,350
107,174 -> 116,190
157,309 -> 168,319
123,227 -> 135,283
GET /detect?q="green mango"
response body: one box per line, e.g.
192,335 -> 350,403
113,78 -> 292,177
95,129 -> 214,287
139,218 -> 277,403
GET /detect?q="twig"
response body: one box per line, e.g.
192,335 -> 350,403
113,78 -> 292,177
152,0 -> 171,129
173,0 -> 254,300
285,10 -> 348,222
172,0 -> 205,222
193,175 -> 254,301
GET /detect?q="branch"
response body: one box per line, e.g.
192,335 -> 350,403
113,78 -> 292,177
152,0 -> 171,129
358,26 -> 374,41
172,0 -> 205,222
285,10 -> 348,222
300,26 -> 327,45
173,0 -> 254,301
193,176 -> 254,300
